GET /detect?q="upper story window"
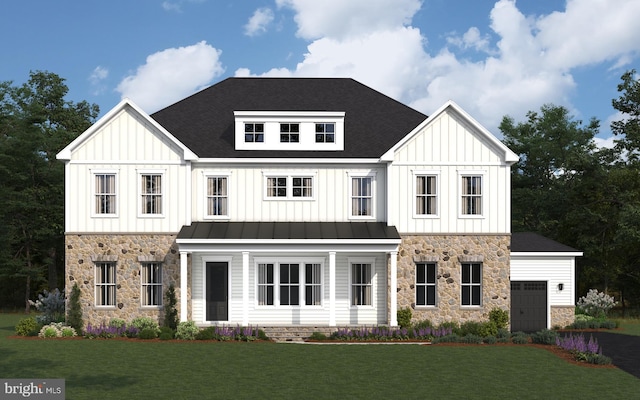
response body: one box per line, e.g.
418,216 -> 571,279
416,175 -> 437,216
461,175 -> 482,216
244,123 -> 264,142
94,172 -> 117,215
315,123 -> 335,143
292,177 -> 312,198
140,173 -> 163,215
264,172 -> 315,200
266,177 -> 288,198
280,123 -> 300,143
349,173 -> 375,219
206,176 -> 229,217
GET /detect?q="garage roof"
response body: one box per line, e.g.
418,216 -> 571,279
511,232 -> 580,253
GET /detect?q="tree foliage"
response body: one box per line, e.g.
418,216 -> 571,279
0,71 -> 98,311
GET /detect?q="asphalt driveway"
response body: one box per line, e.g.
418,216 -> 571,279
586,332 -> 640,378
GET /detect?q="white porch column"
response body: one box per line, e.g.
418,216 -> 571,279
389,251 -> 398,327
242,251 -> 249,326
329,251 -> 336,327
180,251 -> 188,322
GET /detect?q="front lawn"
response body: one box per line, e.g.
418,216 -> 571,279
1,314 -> 638,399
615,318 -> 640,336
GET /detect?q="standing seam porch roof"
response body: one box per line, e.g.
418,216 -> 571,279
150,78 -> 427,159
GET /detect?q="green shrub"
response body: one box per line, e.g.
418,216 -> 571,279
574,313 -> 594,322
459,321 -> 483,336
438,321 -> 460,335
460,334 -> 483,344
159,332 -> 173,340
31,289 -> 66,325
511,332 -> 529,344
496,328 -> 511,340
489,308 -> 509,329
176,321 -> 199,340
531,329 -> 558,345
478,321 -> 498,337
483,335 -> 497,344
195,327 -> 216,340
131,317 -> 160,334
431,334 -> 459,344
412,320 -> 432,329
109,318 -> 127,328
66,283 -> 83,334
308,331 -> 328,341
163,284 -> 178,331
257,329 -> 269,341
599,320 -> 617,329
584,353 -> 612,365
138,328 -> 157,340
588,320 -> 602,329
569,320 -> 590,330
15,317 -> 40,336
397,307 -> 412,328
38,323 -> 63,338
60,326 -> 77,337
159,326 -> 174,339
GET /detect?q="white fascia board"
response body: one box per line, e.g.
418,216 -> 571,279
380,100 -> 519,164
511,252 -> 584,258
234,111 -> 345,118
56,98 -> 198,161
193,158 -> 382,164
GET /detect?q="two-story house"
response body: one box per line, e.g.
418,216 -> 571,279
57,78 -> 580,332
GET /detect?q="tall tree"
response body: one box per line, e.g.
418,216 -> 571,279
0,71 -> 98,311
612,69 -> 640,163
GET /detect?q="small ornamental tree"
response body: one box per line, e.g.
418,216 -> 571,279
577,289 -> 617,319
164,284 -> 178,331
67,283 -> 83,334
30,289 -> 65,324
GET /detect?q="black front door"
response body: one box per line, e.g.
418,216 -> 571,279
206,262 -> 228,321
511,281 -> 547,332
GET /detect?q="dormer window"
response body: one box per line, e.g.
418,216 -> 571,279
245,123 -> 264,142
280,123 -> 299,143
315,123 -> 335,143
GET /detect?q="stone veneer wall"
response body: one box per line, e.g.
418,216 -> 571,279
395,235 -> 510,326
551,306 -> 575,329
65,234 -> 185,327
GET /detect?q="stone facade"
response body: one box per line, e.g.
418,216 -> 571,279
551,306 -> 575,329
65,234 -> 184,327
394,234 -> 510,326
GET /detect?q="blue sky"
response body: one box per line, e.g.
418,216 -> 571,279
2,0 -> 639,145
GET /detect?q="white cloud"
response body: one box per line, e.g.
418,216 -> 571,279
594,135 -> 617,149
89,66 -> 109,95
162,0 -> 204,13
244,8 -> 275,37
116,41 -> 224,112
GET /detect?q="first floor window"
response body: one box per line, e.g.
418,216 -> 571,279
258,263 -> 274,305
315,123 -> 335,143
416,263 -> 437,306
351,263 -> 372,306
96,262 -> 116,306
416,175 -> 437,215
207,176 -> 228,216
351,176 -> 373,217
280,123 -> 300,143
141,263 -> 162,306
141,174 -> 162,214
461,175 -> 482,215
305,263 -> 322,305
95,173 -> 116,214
461,263 -> 482,306
280,263 -> 300,306
245,123 -> 264,142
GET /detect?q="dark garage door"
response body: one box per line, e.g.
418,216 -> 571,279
511,281 -> 547,332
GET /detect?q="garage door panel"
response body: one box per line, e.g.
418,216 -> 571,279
511,281 -> 547,332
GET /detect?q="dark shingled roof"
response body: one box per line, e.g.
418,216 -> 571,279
150,78 -> 427,159
511,232 -> 580,253
177,222 -> 401,241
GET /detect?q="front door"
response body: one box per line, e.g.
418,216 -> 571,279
206,262 -> 228,321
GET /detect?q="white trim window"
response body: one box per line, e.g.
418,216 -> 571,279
257,263 -> 274,305
292,177 -> 312,198
244,123 -> 264,142
415,174 -> 437,216
264,173 -> 315,200
416,263 -> 437,306
280,263 -> 300,306
141,262 -> 162,307
206,176 -> 229,217
255,259 -> 324,307
351,262 -> 372,306
94,172 -> 117,215
140,173 -> 163,215
461,175 -> 482,216
280,123 -> 300,143
461,263 -> 482,306
95,262 -> 116,307
349,174 -> 375,219
315,123 -> 335,143
266,176 -> 288,198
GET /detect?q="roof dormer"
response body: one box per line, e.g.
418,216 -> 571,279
234,111 -> 345,151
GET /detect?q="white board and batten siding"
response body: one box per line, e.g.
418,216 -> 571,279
192,164 -> 386,223
387,107 -> 513,234
190,252 -> 387,326
510,255 -> 577,306
63,106 -> 191,233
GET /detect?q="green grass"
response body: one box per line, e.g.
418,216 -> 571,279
615,318 -> 640,336
1,314 -> 639,399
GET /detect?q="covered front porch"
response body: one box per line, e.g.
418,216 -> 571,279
176,222 -> 401,327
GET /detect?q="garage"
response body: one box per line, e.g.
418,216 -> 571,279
511,281 -> 547,332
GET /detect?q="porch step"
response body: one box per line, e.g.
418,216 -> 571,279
261,326 -> 337,342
